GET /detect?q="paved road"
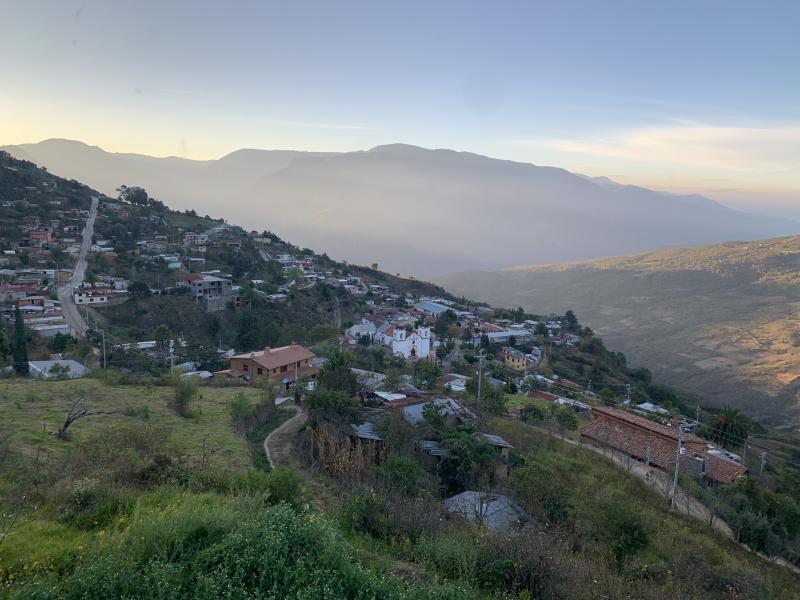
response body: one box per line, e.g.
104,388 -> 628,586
58,197 -> 98,337
263,404 -> 307,469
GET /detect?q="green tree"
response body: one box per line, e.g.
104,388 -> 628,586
305,388 -> 361,425
555,406 -> 578,437
562,310 -> 579,330
0,321 -> 11,363
480,385 -> 506,415
154,324 -> 172,359
437,435 -> 494,495
12,304 -> 29,376
308,323 -> 338,343
600,501 -> 650,566
422,401 -> 447,433
317,349 -> 359,396
709,407 -> 751,449
47,332 -> 72,354
171,376 -> 199,417
117,185 -> 151,206
413,360 -> 441,390
128,280 -> 152,299
376,455 -> 422,495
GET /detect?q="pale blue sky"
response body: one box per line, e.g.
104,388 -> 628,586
1,1 -> 799,214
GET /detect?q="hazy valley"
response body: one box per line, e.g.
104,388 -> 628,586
439,236 -> 800,425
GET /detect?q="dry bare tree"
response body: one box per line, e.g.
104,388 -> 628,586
54,391 -> 128,438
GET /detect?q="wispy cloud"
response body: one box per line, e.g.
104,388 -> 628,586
519,122 -> 800,174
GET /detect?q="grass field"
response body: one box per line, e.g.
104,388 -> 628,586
0,377 -> 296,578
0,378 -> 263,473
503,393 -> 551,411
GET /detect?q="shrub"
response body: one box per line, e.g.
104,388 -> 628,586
264,467 -> 305,509
171,377 -> 199,418
12,499 -> 479,599
376,455 -> 423,496
55,478 -> 126,529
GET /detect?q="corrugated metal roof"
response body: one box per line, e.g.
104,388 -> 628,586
350,422 -> 384,441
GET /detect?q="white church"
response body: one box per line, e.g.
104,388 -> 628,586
381,325 -> 432,360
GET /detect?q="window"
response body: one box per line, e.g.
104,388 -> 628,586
243,364 -> 249,371
257,368 -> 263,375
280,365 -> 288,372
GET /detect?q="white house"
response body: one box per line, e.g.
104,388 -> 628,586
346,319 -> 378,342
29,359 -> 88,379
73,289 -> 108,305
382,325 -> 431,359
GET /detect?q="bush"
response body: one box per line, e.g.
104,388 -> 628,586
413,535 -> 478,582
594,497 -> 650,566
264,467 -> 305,509
171,377 -> 199,418
228,391 -> 254,426
11,501 -> 475,599
376,455 -> 423,496
56,478 -> 126,529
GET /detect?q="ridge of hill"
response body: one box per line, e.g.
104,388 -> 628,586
438,236 -> 800,424
3,138 -> 797,277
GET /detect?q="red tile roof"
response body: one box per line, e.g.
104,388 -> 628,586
581,408 -> 748,484
230,344 -> 315,371
591,406 -> 704,445
700,453 -> 749,484
580,416 -> 679,470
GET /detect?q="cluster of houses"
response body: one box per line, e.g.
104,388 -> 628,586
10,192 -> 92,262
346,312 -> 433,359
0,268 -> 73,337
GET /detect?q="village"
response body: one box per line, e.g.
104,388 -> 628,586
2,150 -> 798,599
1,176 -> 750,524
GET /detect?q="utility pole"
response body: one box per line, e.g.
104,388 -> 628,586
670,427 -> 683,509
169,339 -> 175,371
101,328 -> 107,369
476,350 -> 483,407
625,384 -> 631,406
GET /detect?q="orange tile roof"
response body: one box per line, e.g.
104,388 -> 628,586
230,344 -> 315,370
580,416 -> 679,470
581,408 -> 747,484
700,453 -> 749,484
591,405 -> 704,444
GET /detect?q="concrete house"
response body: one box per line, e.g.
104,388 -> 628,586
217,345 -> 318,390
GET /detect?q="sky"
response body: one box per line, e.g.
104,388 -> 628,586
1,0 -> 799,217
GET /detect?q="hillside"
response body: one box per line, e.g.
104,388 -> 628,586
2,380 -> 798,599
438,236 -> 800,425
4,139 -> 797,277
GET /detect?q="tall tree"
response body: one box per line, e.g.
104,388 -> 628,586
0,321 -> 10,363
709,407 -> 751,449
316,349 -> 358,396
12,304 -> 29,376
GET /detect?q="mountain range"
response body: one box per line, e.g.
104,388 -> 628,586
3,139 -> 797,277
438,236 -> 800,425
